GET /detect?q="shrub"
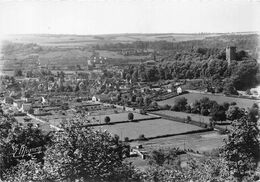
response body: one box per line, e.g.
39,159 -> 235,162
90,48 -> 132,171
138,134 -> 146,141
160,104 -> 170,110
124,137 -> 129,142
230,102 -> 237,106
170,105 -> 179,111
174,97 -> 187,111
104,116 -> 111,124
200,108 -> 209,116
128,112 -> 134,121
186,116 -> 192,123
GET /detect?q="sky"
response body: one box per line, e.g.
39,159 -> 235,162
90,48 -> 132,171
0,0 -> 260,36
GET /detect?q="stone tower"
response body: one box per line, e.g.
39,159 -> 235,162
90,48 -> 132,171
226,46 -> 236,66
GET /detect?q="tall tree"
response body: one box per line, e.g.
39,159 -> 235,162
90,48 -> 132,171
221,105 -> 260,182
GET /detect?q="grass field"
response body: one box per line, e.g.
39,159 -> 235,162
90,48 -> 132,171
95,119 -> 202,140
158,92 -> 259,109
97,50 -> 150,60
135,131 -> 227,153
6,33 -> 221,46
87,112 -> 155,123
152,110 -> 213,124
45,112 -> 156,127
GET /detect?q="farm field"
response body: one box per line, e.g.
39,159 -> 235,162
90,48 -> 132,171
97,50 -> 150,60
158,92 -> 259,109
135,131 -> 227,153
45,112 -> 156,127
95,119 -> 203,140
5,33 -> 221,46
152,110 -> 212,124
87,112 -> 155,123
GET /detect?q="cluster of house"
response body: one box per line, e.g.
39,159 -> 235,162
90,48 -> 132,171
119,49 -> 151,56
91,80 -> 183,104
87,55 -> 107,70
3,95 -> 34,114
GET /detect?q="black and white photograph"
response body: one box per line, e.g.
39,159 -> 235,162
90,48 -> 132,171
0,0 -> 260,181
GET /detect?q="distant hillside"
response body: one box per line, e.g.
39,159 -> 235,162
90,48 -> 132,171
2,33 -> 245,47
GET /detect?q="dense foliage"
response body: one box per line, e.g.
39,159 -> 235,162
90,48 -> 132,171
222,104 -> 260,182
0,114 -> 50,179
122,57 -> 258,91
1,116 -> 141,182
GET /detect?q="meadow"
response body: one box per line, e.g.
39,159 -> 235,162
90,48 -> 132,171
137,131 -> 227,153
152,110 -> 212,124
6,33 -> 221,46
42,112 -> 157,127
95,118 -> 202,140
158,92 -> 259,109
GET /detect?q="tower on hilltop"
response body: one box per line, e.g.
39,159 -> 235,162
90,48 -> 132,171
226,46 -> 236,66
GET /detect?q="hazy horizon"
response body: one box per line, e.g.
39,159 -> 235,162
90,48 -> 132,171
0,0 -> 259,36
2,31 -> 259,36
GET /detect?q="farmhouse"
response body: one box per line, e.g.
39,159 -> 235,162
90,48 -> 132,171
177,87 -> 183,94
74,102 -> 102,111
92,96 -> 98,102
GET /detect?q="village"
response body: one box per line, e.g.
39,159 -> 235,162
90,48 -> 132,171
1,41 -> 259,163
0,28 -> 260,182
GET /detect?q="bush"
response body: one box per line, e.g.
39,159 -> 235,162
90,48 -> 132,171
186,116 -> 192,123
174,97 -> 187,111
230,102 -> 237,106
104,116 -> 111,123
128,112 -> 134,121
124,137 -> 129,142
160,104 -> 170,110
170,105 -> 179,111
200,108 -> 209,116
138,134 -> 147,141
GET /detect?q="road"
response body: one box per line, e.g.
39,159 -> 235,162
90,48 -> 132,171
27,113 -> 62,131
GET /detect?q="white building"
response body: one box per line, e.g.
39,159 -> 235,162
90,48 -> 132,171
177,87 -> 182,94
92,96 -> 98,102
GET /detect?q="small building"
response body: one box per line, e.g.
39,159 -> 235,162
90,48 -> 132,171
92,96 -> 98,102
167,88 -> 173,93
74,102 -> 101,111
177,87 -> 182,94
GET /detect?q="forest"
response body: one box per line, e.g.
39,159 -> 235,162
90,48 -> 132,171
117,34 -> 259,91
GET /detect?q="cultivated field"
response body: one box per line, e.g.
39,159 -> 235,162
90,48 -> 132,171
137,131 -> 227,153
158,92 -> 259,109
95,119 -> 203,140
152,110 -> 212,124
5,33 -> 221,46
